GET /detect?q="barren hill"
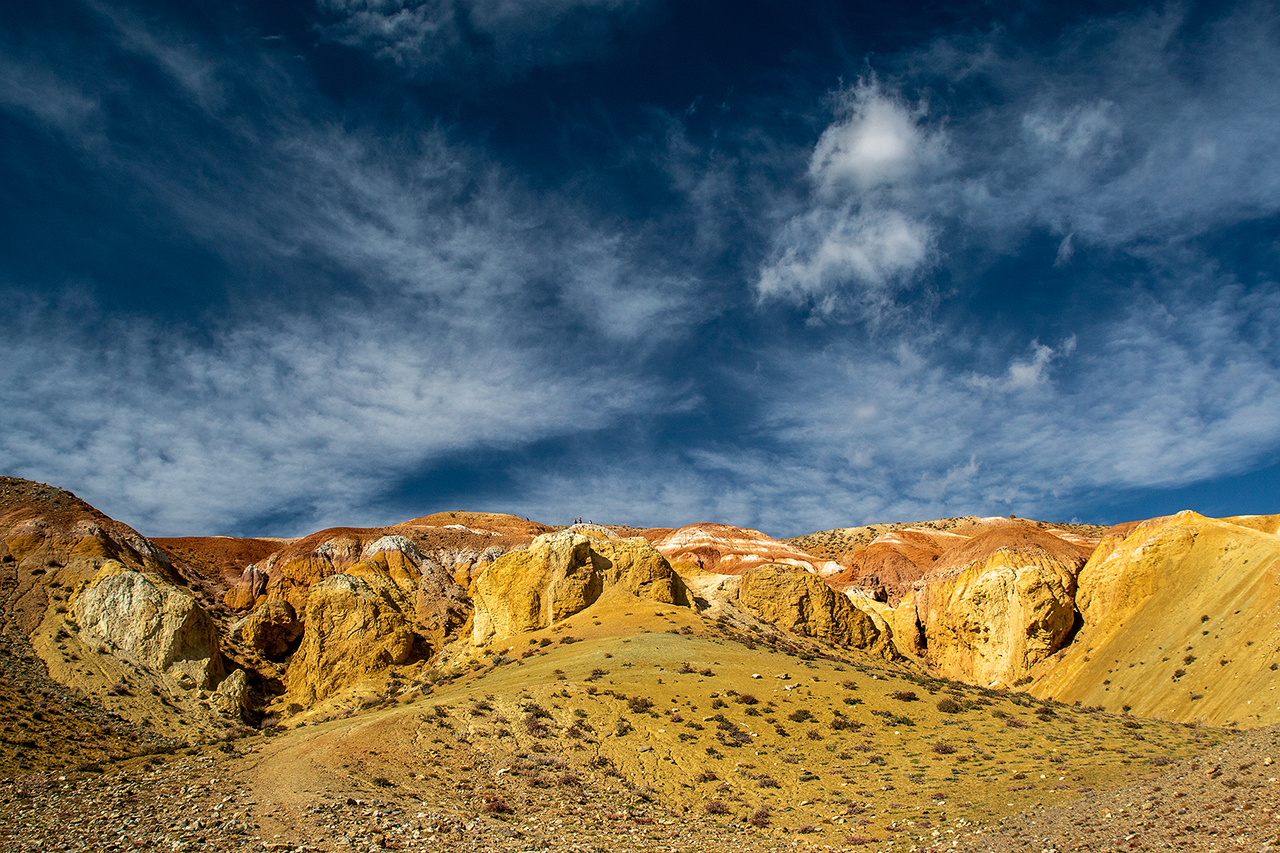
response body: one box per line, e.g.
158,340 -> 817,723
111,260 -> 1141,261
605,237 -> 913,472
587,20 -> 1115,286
1028,510 -> 1280,725
4,476 -> 1280,852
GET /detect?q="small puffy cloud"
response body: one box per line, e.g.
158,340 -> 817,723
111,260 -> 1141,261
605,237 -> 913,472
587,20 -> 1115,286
809,83 -> 942,193
757,82 -> 942,316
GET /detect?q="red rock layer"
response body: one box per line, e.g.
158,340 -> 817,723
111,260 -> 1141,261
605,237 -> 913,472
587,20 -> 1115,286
652,523 -> 840,576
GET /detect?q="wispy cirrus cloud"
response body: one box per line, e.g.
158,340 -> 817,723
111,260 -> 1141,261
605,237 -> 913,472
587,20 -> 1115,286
2,0 -> 1279,540
759,3 -> 1280,316
0,2 -> 696,535
316,0 -> 651,79
504,266 -> 1280,536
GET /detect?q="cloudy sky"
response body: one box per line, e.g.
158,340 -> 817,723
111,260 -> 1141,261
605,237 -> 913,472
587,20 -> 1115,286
3,0 -> 1279,538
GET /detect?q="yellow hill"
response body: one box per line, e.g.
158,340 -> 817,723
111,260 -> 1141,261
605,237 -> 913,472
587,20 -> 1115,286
1029,511 -> 1280,726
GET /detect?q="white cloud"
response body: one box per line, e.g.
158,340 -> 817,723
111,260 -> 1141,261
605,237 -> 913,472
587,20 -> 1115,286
761,3 -> 1280,315
4,0 -> 1280,540
0,291 -> 672,536
809,83 -> 942,194
925,3 -> 1280,249
757,83 -> 942,317
504,262 -> 1280,536
968,337 -> 1075,394
756,206 -> 932,312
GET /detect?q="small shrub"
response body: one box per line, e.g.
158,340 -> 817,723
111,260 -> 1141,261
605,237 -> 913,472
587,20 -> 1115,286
931,742 -> 956,755
843,834 -> 876,846
704,800 -> 730,815
936,697 -> 962,714
694,771 -> 718,783
890,690 -> 919,702
711,697 -> 728,709
627,696 -> 654,713
482,797 -> 513,814
748,805 -> 771,828
788,708 -> 815,723
756,775 -> 780,788
371,776 -> 393,788
735,693 -> 759,705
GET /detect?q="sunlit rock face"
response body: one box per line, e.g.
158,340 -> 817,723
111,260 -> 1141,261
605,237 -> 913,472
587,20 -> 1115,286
471,530 -> 691,645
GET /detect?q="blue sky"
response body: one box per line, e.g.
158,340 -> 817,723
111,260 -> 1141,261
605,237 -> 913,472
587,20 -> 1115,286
2,0 -> 1278,537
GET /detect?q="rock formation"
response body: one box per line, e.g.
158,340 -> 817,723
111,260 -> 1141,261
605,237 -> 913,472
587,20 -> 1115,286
73,561 -> 225,688
233,600 -> 304,660
736,563 -> 895,658
471,530 -> 691,644
910,522 -> 1094,686
1,477 -> 239,736
285,537 -> 469,704
224,565 -> 269,611
652,524 -> 841,576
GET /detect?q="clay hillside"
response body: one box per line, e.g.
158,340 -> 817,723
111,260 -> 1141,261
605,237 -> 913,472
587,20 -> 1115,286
2,476 -> 1278,853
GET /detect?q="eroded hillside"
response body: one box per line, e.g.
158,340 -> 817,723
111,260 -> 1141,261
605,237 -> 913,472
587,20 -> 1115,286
3,476 -> 1279,852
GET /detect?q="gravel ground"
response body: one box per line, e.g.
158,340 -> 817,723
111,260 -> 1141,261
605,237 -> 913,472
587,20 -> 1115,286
0,745 -> 809,853
930,723 -> 1280,853
3,724 -> 1277,853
